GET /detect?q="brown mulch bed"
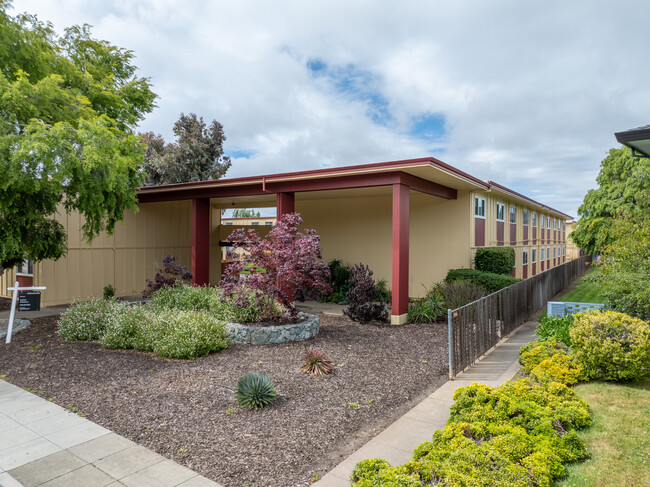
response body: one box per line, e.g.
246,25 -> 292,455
0,297 -> 12,311
0,314 -> 449,486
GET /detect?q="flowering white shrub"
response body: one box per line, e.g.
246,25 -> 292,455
58,290 -> 231,359
58,298 -> 113,341
150,309 -> 230,359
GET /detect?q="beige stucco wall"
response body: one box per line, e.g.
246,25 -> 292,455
2,201 -> 194,306
298,189 -> 472,299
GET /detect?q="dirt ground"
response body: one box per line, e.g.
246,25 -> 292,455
0,314 -> 449,486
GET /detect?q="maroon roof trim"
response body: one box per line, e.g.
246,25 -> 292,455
137,157 -> 488,196
137,170 -> 457,204
487,181 -> 573,219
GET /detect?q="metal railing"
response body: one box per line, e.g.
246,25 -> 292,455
447,254 -> 593,379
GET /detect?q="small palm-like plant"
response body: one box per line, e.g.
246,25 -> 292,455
300,348 -> 333,376
235,372 -> 277,410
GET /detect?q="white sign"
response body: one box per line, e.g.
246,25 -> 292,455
6,281 -> 46,344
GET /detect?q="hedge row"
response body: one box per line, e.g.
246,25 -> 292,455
446,268 -> 520,293
474,247 -> 516,275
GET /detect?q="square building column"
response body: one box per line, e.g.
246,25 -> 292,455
192,198 -> 210,286
391,183 -> 410,325
276,192 -> 295,218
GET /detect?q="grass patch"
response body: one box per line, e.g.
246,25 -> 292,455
557,377 -> 650,487
558,269 -> 608,304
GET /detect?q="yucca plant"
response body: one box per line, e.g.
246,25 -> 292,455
299,347 -> 333,376
235,372 -> 277,410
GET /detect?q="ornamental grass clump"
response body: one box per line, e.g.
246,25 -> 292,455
235,372 -> 277,410
570,310 -> 650,381
300,348 -> 333,376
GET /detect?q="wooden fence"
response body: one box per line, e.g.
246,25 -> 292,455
447,254 -> 593,379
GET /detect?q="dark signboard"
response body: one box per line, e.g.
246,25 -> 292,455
18,291 -> 41,312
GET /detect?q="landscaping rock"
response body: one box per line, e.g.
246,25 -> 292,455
227,312 -> 320,344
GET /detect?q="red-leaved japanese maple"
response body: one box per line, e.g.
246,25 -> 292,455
221,213 -> 331,322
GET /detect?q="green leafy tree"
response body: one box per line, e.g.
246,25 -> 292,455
0,2 -> 156,271
596,193 -> 650,319
571,147 -> 650,254
232,209 -> 261,218
141,113 -> 231,186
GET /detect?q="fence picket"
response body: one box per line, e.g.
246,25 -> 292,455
447,254 -> 592,378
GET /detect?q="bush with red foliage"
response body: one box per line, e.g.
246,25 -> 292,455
221,213 -> 331,322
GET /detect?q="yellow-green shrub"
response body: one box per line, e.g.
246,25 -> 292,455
571,310 -> 650,381
519,339 -> 585,386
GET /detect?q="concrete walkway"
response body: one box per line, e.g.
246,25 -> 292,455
0,380 -> 222,487
314,320 -> 538,486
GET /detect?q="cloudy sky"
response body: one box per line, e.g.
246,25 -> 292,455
11,0 -> 650,217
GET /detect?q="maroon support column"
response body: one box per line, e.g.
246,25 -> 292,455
391,183 -> 410,325
276,192 -> 296,301
192,198 -> 210,286
276,192 -> 295,218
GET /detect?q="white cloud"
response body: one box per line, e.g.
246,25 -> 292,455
11,0 -> 650,217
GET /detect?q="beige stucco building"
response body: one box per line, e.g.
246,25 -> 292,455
2,157 -> 571,324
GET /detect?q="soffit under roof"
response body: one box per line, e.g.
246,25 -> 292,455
615,124 -> 650,158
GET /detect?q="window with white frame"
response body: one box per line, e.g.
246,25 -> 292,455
532,212 -> 537,227
509,206 -> 517,224
265,221 -> 273,225
474,196 -> 486,218
553,218 -> 557,230
547,217 -> 551,230
523,210 -> 530,225
496,202 -> 505,221
16,260 -> 33,276
563,221 -> 566,231
553,247 -> 556,258
225,222 -> 233,225
541,248 -> 545,261
532,248 -> 537,263
563,246 -> 566,256
547,247 -> 551,260
513,250 -> 516,268
523,250 -> 529,265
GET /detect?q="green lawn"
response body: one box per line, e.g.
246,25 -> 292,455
558,269 -> 608,304
558,377 -> 650,487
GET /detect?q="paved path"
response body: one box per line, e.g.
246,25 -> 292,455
314,320 -> 538,486
0,380 -> 222,487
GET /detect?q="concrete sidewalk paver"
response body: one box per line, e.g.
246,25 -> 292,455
315,320 -> 538,486
0,380 -> 223,487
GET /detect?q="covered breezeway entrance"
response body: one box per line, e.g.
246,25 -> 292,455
137,158 -> 488,324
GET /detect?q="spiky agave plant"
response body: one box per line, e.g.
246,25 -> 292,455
235,372 -> 277,410
299,347 -> 333,376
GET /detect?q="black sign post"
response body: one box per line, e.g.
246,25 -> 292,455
18,291 -> 41,312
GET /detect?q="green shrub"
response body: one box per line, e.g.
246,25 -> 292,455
58,298 -> 114,341
571,310 -> 650,381
536,314 -> 574,346
100,302 -> 150,350
148,284 -> 233,318
436,280 -> 488,310
103,284 -> 115,300
602,275 -> 650,321
149,309 -> 230,359
351,459 -> 422,487
407,288 -> 445,323
446,268 -> 520,293
376,279 -> 392,303
474,247 -> 515,275
235,372 -> 277,410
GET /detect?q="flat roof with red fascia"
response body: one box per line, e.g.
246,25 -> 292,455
137,156 -> 572,219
